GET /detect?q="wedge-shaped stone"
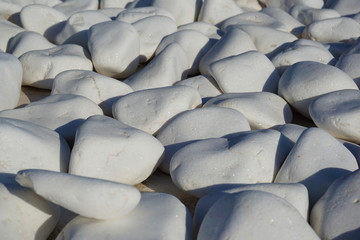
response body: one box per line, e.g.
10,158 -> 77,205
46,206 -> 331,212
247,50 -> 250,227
198,0 -> 243,26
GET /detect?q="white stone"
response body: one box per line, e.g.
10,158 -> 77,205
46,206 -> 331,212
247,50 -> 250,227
54,10 -> 111,48
56,192 -> 193,240
0,94 -> 103,142
0,18 -> 24,51
97,7 -> 125,19
7,31 -> 56,58
275,127 -> 359,207
198,0 -> 243,26
194,183 -> 309,233
156,29 -> 216,76
69,115 -> 164,185
303,17 -> 360,43
113,85 -> 201,135
156,107 -> 250,173
51,69 -> 133,116
326,0 -> 360,16
170,129 -> 292,197
309,89 -> 360,144
276,123 -> 307,145
336,40 -> 360,87
197,191 -> 320,240
132,15 -> 177,63
16,169 -> 141,220
204,92 -> 292,129
0,1 -> 21,20
234,0 -> 262,11
0,52 -> 22,111
311,169 -> 360,240
0,180 -> 60,240
278,61 -> 358,118
19,44 -> 93,90
0,117 -> 70,173
124,43 -> 188,91
88,20 -> 139,79
100,0 -> 130,8
178,21 -> 223,40
199,28 -> 257,76
209,51 -> 280,93
116,6 -> 175,23
290,5 -> 341,25
53,0 -> 98,17
259,0 -> 323,12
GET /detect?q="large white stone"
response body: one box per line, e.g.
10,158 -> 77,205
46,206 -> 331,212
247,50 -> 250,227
0,52 -> 22,111
16,169 -> 141,220
116,6 -> 175,23
170,129 -> 292,197
290,5 -> 341,25
275,127 -> 359,207
0,94 -> 103,142
156,107 -> 250,173
56,192 -> 193,240
88,20 -> 139,79
311,169 -> 360,240
204,92 -> 292,129
19,44 -> 93,89
209,51 -> 280,93
178,21 -> 223,40
69,115 -> 164,185
51,69 -> 133,116
198,0 -> 243,26
53,0 -> 98,17
124,43 -> 188,91
0,18 -> 24,52
113,85 -> 201,135
336,40 -> 360,87
278,61 -> 358,118
197,190 -> 320,240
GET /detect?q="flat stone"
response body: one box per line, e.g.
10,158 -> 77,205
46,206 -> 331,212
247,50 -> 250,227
19,44 -> 93,89
170,129 -> 292,197
88,20 -> 139,79
156,107 -> 250,173
275,127 -> 359,207
209,51 -> 280,93
311,169 -> 360,240
116,6 -> 175,23
336,40 -> 360,87
113,85 -> 201,135
290,5 -> 341,25
204,92 -> 292,129
278,61 -> 358,118
51,69 -> 133,116
55,192 -> 193,240
197,190 -> 320,240
16,169 -> 141,220
178,21 -> 223,40
69,115 -> 164,185
53,0 -> 98,17
0,18 -> 24,52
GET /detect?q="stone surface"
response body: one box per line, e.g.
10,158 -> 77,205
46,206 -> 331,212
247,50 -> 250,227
53,0 -> 98,17
336,40 -> 360,87
276,123 -> 307,145
204,92 -> 292,129
178,21 -> 223,40
326,0 -> 360,16
275,127 -> 359,207
198,0 -> 243,26
16,169 -> 141,220
55,192 -> 193,240
259,0 -> 323,12
116,6 -> 175,23
0,18 -> 24,52
113,85 -> 201,135
290,5 -> 341,25
197,190 -> 320,240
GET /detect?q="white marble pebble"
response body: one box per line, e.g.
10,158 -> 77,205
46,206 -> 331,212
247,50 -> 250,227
0,179 -> 60,240
204,92 -> 292,129
309,89 -> 360,144
0,1 -> 22,20
194,183 -> 309,233
16,169 -> 141,220
100,0 -> 130,8
124,43 -> 188,91
116,6 -> 175,23
0,52 -> 22,111
178,21 -> 224,40
170,129 -> 292,197
234,0 -> 262,11
259,0 -> 323,12
209,51 -> 280,93
156,107 -> 251,173
199,28 -> 257,76
303,17 -> 360,43
336,40 -> 360,87
132,15 -> 177,63
197,191 -> 320,240
7,31 -> 56,58
275,127 -> 359,207
19,4 -> 67,42
197,0 -> 243,26
69,115 -> 164,185
54,10 -> 111,48
19,44 -> 93,90
56,192 -> 193,240
152,0 -> 202,26
0,18 -> 24,51
113,85 -> 201,135
276,123 -> 307,145
289,5 -> 341,25
53,0 -> 98,17
0,117 -> 70,173
88,20 -> 139,79
155,29 -> 216,76
326,0 -> 360,16
0,94 -> 103,142
175,75 -> 222,103
311,169 -> 360,240
51,69 -> 133,116
278,61 -> 358,118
